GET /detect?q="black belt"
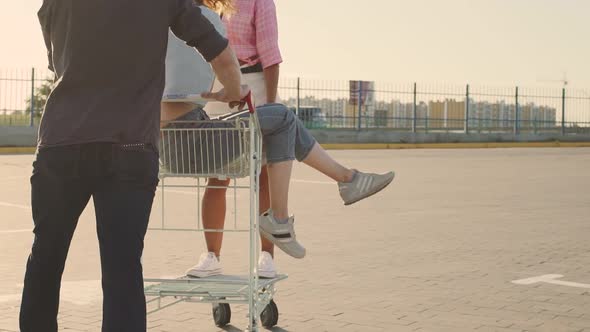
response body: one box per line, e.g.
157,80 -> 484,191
240,62 -> 263,74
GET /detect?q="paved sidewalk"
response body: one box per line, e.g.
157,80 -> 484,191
1,148 -> 589,331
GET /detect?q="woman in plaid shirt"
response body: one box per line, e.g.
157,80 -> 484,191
200,0 -> 284,279
174,0 -> 395,278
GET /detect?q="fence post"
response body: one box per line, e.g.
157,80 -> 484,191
561,88 -> 566,135
30,68 -> 35,127
425,95 -> 429,134
465,84 -> 470,134
296,77 -> 300,117
357,80 -> 362,131
412,82 -> 417,133
514,86 -> 519,135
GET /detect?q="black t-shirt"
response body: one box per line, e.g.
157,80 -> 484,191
37,0 -> 228,147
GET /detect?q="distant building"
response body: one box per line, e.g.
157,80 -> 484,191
428,99 -> 465,129
289,106 -> 327,128
281,94 -> 557,130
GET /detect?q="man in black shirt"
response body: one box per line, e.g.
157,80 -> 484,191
20,0 -> 245,331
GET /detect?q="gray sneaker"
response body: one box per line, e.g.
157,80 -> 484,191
339,170 -> 395,205
259,210 -> 306,259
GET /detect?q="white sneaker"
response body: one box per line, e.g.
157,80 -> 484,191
186,252 -> 223,278
338,170 -> 395,206
258,251 -> 277,279
259,209 -> 306,259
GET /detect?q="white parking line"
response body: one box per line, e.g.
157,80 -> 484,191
0,229 -> 31,234
157,188 -> 238,198
292,179 -> 333,185
161,189 -> 200,195
1,280 -> 102,305
0,201 -> 30,210
0,293 -> 22,304
0,180 -> 326,213
0,175 -> 28,182
512,274 -> 590,289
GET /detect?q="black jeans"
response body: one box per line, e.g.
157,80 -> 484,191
19,143 -> 159,332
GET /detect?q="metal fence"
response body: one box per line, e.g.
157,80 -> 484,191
0,68 -> 52,126
278,78 -> 590,135
2,68 -> 589,135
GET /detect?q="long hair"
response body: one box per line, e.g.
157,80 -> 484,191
197,0 -> 235,15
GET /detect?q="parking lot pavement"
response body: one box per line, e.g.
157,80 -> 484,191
1,148 -> 589,331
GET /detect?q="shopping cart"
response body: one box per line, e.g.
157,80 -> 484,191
144,93 -> 287,331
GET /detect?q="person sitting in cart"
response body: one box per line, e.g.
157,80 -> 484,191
161,0 -> 396,271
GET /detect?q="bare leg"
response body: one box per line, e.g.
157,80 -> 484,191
266,161 -> 293,220
264,143 -> 354,221
258,166 -> 274,257
202,178 -> 231,257
204,171 -> 273,258
302,143 -> 355,182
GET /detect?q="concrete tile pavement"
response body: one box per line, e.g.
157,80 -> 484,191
1,148 -> 589,331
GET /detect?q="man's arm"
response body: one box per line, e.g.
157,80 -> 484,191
203,47 -> 249,106
210,46 -> 243,102
170,0 -> 228,62
38,0 -> 54,72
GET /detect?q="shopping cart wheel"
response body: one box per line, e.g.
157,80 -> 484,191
212,303 -> 231,327
260,300 -> 279,328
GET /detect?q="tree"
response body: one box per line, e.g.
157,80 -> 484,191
26,77 -> 54,118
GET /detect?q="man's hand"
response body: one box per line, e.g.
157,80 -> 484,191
202,84 -> 251,109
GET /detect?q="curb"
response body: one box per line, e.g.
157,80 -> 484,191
0,147 -> 36,154
1,142 -> 589,155
320,142 -> 590,150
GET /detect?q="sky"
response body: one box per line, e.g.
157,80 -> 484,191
1,0 -> 589,88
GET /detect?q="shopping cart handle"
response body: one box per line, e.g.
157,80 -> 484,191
243,91 -> 255,114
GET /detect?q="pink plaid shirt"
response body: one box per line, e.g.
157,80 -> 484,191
224,0 -> 282,69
